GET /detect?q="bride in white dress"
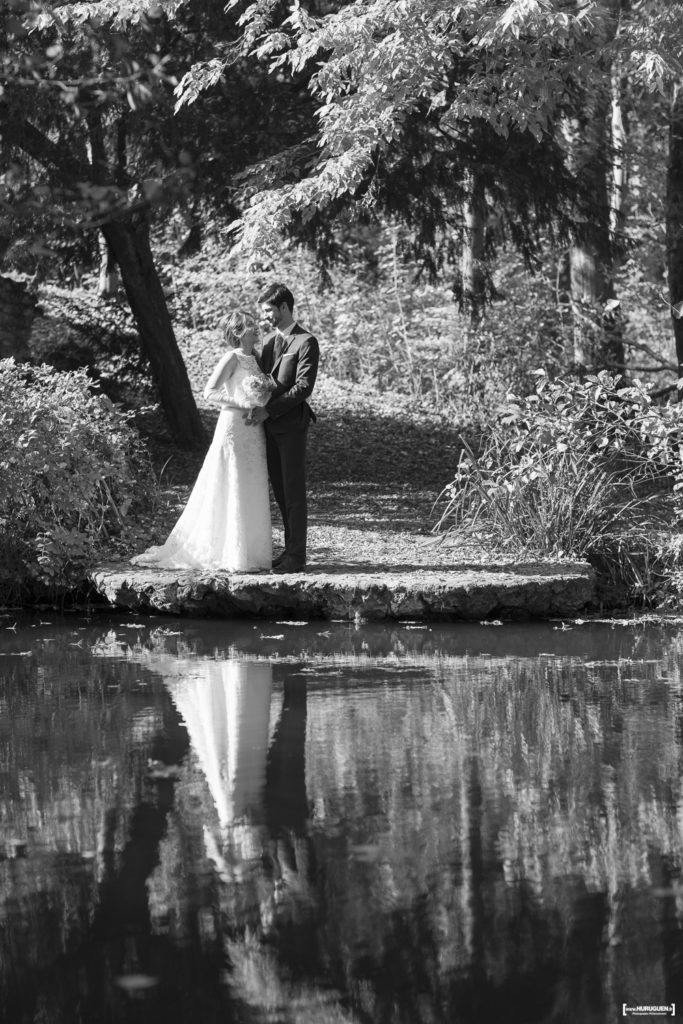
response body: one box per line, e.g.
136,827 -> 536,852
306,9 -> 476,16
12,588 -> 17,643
131,311 -> 273,572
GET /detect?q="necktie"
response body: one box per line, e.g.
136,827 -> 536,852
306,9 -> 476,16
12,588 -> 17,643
273,331 -> 285,362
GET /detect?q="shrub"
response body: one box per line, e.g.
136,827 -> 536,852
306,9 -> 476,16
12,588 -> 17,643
0,359 -> 152,601
435,371 -> 683,597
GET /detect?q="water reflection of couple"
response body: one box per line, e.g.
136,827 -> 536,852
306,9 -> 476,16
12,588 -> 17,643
159,657 -> 323,1016
165,659 -> 311,938
132,283 -> 319,575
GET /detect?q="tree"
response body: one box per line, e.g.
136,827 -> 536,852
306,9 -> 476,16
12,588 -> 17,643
176,0 -> 683,367
0,0 -> 317,446
561,0 -> 625,370
184,1 -> 611,251
4,0 -> 682,400
666,82 -> 683,378
0,1 -> 206,446
461,168 -> 487,324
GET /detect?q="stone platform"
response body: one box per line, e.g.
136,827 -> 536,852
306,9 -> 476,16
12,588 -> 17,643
88,560 -> 596,621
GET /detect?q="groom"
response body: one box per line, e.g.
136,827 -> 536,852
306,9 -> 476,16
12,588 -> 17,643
248,282 -> 319,573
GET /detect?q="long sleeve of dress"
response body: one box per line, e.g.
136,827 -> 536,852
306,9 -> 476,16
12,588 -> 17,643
203,352 -> 237,405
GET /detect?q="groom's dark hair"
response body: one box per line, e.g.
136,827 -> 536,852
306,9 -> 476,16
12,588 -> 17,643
259,282 -> 294,312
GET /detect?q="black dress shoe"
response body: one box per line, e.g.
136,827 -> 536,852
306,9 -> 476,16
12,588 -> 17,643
271,551 -> 287,568
272,556 -> 307,574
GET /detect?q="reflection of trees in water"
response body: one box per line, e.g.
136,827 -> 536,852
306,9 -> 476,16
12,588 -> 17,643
2,630 -> 683,1022
300,657 -> 683,1021
141,649 -> 683,1022
0,647 -> 198,1023
0,649 -> 168,872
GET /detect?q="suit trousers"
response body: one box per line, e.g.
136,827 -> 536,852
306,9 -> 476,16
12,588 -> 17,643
265,425 -> 309,562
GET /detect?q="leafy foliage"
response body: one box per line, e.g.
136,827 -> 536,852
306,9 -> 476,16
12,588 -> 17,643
1,0 -> 317,242
0,359 -> 152,598
435,370 -> 683,578
177,0 -> 682,255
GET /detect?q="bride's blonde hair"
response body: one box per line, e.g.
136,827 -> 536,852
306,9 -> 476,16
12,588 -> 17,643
221,310 -> 256,348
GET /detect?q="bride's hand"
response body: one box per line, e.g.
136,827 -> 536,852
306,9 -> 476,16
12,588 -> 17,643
248,407 -> 269,425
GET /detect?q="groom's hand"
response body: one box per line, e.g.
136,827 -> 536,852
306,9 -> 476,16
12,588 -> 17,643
247,406 -> 269,425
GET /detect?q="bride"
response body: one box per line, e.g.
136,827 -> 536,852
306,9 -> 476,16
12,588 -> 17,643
131,310 -> 274,573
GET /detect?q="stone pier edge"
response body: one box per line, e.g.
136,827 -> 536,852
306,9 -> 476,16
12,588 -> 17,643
88,562 -> 596,621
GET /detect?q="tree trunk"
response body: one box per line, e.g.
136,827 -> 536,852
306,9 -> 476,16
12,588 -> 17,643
101,212 -> 205,448
2,112 -> 204,446
98,235 -> 120,299
666,82 -> 683,379
461,169 -> 487,324
609,63 -> 628,253
177,221 -> 202,258
564,0 -> 625,371
565,98 -> 624,371
0,275 -> 35,360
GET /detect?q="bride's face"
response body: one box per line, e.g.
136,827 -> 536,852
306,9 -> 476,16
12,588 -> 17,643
239,326 -> 258,353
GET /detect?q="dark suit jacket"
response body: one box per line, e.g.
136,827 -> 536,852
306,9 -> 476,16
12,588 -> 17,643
258,323 -> 319,434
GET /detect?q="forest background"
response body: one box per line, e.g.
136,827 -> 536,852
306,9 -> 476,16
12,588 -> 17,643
2,0 -> 683,605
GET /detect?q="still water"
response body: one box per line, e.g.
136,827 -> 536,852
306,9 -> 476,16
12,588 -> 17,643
1,614 -> 682,1024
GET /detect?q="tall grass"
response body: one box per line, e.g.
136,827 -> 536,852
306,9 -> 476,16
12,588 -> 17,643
438,438 -> 666,558
435,371 -> 683,602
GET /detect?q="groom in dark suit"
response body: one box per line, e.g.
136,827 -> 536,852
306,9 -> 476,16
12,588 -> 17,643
248,283 -> 319,573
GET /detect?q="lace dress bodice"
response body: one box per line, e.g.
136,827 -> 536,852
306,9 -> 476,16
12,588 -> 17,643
213,352 -> 274,410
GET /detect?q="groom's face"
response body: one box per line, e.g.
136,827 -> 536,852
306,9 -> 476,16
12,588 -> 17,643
261,301 -> 286,331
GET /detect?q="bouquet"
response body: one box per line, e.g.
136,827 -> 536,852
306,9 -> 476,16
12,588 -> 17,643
241,370 -> 277,407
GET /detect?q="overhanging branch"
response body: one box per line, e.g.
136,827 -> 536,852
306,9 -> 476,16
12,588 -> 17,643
0,107 -> 91,182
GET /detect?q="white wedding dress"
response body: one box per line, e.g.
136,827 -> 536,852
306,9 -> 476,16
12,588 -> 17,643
131,352 -> 272,572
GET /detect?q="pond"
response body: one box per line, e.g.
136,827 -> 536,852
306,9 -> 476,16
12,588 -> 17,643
0,613 -> 682,1024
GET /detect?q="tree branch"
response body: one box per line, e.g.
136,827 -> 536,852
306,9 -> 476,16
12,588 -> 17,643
650,382 -> 679,400
623,336 -> 677,371
623,365 -> 676,373
0,107 -> 91,182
